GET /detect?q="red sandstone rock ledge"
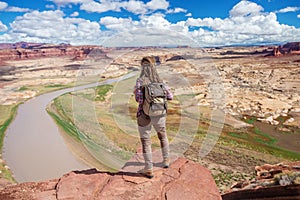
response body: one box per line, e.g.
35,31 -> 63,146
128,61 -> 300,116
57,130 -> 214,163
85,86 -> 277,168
0,158 -> 222,200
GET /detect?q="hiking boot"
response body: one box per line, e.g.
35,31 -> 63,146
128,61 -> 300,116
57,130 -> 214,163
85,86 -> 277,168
162,158 -> 170,168
138,168 -> 154,179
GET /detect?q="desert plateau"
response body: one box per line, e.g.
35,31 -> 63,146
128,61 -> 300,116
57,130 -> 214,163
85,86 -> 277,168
0,42 -> 299,199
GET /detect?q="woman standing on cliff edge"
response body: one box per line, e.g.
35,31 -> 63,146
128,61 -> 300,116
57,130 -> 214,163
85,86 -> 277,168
133,56 -> 173,178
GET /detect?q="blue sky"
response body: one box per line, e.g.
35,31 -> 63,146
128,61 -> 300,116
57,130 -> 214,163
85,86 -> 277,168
0,0 -> 299,46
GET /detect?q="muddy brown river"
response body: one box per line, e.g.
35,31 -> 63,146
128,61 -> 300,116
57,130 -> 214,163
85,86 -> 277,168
2,74 -> 134,183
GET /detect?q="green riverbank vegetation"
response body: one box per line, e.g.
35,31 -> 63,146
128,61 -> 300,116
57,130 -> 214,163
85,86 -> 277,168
0,105 -> 18,182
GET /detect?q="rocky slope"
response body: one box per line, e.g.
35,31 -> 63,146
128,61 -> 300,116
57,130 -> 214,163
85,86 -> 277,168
222,161 -> 300,200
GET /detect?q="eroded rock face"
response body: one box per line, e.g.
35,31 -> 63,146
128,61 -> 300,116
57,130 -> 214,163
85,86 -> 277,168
222,161 -> 300,200
0,157 -> 222,200
223,184 -> 300,200
216,55 -> 300,127
0,44 -> 102,61
273,42 -> 300,56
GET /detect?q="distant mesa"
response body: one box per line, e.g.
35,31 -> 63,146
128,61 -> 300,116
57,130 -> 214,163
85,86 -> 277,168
1,42 -> 299,61
0,42 -> 46,50
216,42 -> 300,57
0,42 -> 73,50
0,42 -> 106,61
272,42 -> 300,56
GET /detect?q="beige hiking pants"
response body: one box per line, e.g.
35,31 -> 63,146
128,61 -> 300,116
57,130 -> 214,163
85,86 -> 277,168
138,115 -> 169,170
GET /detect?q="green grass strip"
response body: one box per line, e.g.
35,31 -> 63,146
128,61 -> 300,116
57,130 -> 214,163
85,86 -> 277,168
95,84 -> 113,101
0,105 -> 18,150
221,134 -> 300,161
253,127 -> 277,145
47,110 -> 81,142
0,105 -> 18,182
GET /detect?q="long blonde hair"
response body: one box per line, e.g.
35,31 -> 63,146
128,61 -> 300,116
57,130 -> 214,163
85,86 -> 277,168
139,56 -> 162,84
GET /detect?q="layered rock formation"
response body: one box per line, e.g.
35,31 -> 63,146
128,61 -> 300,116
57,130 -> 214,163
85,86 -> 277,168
0,42 -> 45,50
0,158 -> 222,200
0,43 -> 107,61
222,161 -> 300,200
273,42 -> 300,56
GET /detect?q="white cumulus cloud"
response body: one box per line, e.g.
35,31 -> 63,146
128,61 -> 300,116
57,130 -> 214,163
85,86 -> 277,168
0,1 -> 30,12
1,0 -> 300,47
146,0 -> 169,11
50,0 -> 172,15
140,13 -> 170,29
5,6 -> 31,12
78,0 -> 169,15
50,0 -> 88,6
276,6 -> 300,13
186,1 -> 300,46
80,0 -> 124,13
46,4 -> 56,9
230,0 -> 264,17
100,13 -> 173,31
0,1 -> 8,10
0,21 -> 8,32
99,13 -> 193,47
100,16 -> 136,31
125,0 -> 147,15
70,11 -> 79,17
0,10 -> 102,45
167,7 -> 187,14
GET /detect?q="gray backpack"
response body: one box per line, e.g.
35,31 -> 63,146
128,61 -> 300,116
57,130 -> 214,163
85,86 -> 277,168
143,82 -> 167,117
